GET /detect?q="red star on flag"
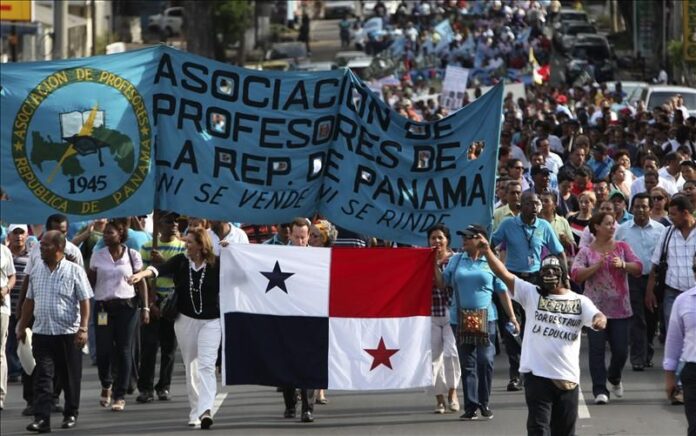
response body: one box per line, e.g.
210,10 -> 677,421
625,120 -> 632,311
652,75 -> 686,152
364,337 -> 399,371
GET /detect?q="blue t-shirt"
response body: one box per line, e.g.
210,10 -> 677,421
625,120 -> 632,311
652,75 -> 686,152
491,215 -> 564,273
442,252 -> 508,322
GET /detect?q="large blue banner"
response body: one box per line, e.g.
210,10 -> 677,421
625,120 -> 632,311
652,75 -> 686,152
1,46 -> 502,245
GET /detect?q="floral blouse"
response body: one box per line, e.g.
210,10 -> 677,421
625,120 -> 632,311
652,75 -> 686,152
571,241 -> 642,319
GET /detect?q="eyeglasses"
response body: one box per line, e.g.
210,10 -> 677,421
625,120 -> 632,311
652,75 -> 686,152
651,196 -> 665,201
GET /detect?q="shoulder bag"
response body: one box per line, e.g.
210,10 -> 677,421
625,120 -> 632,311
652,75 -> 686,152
452,254 -> 490,346
654,226 -> 675,303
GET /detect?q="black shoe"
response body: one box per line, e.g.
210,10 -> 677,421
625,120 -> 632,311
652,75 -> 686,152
632,365 -> 645,372
507,378 -> 522,392
22,405 -> 34,416
136,392 -> 154,403
26,419 -> 51,433
51,404 -> 63,414
156,389 -> 171,401
283,408 -> 296,419
645,360 -> 654,368
301,411 -> 314,423
200,410 -> 213,430
479,405 -> 494,420
61,416 -> 77,429
460,410 -> 478,420
126,385 -> 135,395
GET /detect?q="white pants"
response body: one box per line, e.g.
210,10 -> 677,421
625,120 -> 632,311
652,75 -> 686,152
430,315 -> 461,396
0,313 -> 8,404
174,314 -> 221,421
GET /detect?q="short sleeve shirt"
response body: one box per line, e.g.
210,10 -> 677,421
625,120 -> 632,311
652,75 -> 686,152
1,244 -> 16,315
27,259 -> 93,335
513,278 -> 599,383
492,216 -> 564,273
90,246 -> 143,301
443,253 -> 508,322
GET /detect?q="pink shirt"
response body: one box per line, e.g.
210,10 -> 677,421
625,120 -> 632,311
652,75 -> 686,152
571,241 -> 642,319
90,246 -> 143,301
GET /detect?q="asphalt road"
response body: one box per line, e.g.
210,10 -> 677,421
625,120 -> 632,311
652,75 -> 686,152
0,335 -> 688,435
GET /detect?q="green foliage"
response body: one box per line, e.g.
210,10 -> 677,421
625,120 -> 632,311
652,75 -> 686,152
214,0 -> 253,46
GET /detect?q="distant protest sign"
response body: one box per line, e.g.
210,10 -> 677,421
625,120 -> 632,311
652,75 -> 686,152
1,46 -> 503,245
440,65 -> 470,111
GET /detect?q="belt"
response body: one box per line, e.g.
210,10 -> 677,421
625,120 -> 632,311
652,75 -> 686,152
96,298 -> 135,310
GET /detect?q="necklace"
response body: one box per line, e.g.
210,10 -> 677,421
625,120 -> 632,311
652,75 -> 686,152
189,263 -> 207,315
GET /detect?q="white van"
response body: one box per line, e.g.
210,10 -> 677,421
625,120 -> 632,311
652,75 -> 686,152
640,85 -> 696,117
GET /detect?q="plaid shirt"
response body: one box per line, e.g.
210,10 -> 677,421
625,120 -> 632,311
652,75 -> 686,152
27,258 -> 93,335
651,226 -> 696,292
432,257 -> 453,317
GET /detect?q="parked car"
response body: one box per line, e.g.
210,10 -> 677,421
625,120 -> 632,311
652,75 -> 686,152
148,6 -> 183,37
565,34 -> 615,85
553,8 -> 590,30
640,85 -> 696,117
323,0 -> 357,19
553,20 -> 597,52
603,81 -> 648,104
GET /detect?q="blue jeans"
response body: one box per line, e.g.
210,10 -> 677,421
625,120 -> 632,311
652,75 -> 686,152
587,318 -> 629,397
456,321 -> 497,412
664,288 -> 681,330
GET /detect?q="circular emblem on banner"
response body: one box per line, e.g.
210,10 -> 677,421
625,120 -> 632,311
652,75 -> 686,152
11,67 -> 151,215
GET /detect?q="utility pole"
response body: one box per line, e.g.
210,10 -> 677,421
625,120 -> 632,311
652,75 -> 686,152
53,0 -> 68,59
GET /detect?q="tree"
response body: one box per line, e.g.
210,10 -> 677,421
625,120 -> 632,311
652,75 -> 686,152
184,0 -> 253,62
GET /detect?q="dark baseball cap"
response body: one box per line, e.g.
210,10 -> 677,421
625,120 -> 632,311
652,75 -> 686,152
456,224 -> 488,239
530,165 -> 551,176
591,143 -> 607,153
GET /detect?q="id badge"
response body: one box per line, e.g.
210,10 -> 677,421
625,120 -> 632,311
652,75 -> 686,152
97,311 -> 108,326
527,255 -> 535,267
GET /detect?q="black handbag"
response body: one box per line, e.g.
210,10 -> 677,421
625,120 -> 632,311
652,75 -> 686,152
160,290 -> 179,321
654,226 -> 675,303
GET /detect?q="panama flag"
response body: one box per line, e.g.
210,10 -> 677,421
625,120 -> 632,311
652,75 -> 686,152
220,244 -> 434,390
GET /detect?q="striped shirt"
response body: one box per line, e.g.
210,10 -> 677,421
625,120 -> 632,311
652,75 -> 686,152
650,225 -> 696,292
27,258 -> 93,335
10,247 -> 29,314
140,238 -> 186,296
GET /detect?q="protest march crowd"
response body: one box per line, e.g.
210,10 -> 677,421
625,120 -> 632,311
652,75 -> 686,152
1,0 -> 696,435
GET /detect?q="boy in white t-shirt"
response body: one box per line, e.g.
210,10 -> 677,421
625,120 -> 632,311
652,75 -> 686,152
480,242 -> 607,436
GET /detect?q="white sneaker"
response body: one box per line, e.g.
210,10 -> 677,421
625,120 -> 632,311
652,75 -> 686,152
594,394 -> 609,405
610,382 -> 624,398
448,398 -> 460,412
434,403 -> 446,414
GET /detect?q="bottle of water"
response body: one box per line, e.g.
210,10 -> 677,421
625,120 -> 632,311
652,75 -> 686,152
505,321 -> 519,337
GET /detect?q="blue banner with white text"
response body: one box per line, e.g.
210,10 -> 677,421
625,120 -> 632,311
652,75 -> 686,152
1,46 -> 502,245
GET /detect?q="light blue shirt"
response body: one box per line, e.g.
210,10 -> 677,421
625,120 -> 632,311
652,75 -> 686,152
492,215 -> 564,273
587,156 -> 614,180
615,218 -> 666,275
442,252 -> 507,322
617,210 -> 634,224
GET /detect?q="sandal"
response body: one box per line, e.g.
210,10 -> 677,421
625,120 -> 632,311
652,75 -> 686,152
111,399 -> 125,411
99,388 -> 112,408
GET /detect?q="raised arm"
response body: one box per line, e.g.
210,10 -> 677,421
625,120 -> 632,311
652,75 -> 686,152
478,239 -> 516,294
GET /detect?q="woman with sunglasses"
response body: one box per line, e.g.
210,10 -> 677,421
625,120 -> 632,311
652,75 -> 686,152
427,224 -> 461,414
435,225 -> 518,421
649,187 -> 671,226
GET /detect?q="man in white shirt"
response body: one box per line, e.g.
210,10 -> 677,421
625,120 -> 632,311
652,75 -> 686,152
207,221 -> 249,256
480,243 -> 606,436
658,152 -> 685,191
630,156 -> 678,198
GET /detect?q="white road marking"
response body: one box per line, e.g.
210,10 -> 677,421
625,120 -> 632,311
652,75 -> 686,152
212,392 -> 228,417
578,387 -> 591,419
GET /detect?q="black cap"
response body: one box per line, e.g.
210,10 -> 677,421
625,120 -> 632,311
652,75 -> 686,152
456,224 -> 488,239
591,143 -> 607,153
530,165 -> 551,176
